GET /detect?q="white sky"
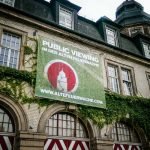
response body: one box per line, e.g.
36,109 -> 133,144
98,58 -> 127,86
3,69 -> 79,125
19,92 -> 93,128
46,0 -> 150,22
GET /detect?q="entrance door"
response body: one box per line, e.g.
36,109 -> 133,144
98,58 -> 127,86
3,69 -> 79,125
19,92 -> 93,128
0,135 -> 14,150
0,107 -> 15,150
44,139 -> 89,150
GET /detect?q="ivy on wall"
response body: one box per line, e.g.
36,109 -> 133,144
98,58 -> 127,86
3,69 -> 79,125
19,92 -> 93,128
24,45 -> 33,55
78,92 -> 150,140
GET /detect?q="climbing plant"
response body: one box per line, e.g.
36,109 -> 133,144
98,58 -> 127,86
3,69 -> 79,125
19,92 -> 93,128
78,92 -> 150,140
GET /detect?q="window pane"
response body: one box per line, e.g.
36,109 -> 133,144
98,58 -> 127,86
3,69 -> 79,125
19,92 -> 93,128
0,114 -> 3,122
53,128 -> 57,136
8,124 -> 13,132
58,128 -> 62,136
122,69 -> 133,95
4,114 -> 9,122
1,32 -> 21,69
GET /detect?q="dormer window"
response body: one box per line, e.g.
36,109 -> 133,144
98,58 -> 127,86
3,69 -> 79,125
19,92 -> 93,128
106,26 -> 118,46
129,26 -> 143,36
143,42 -> 150,59
0,0 -> 15,6
59,6 -> 74,29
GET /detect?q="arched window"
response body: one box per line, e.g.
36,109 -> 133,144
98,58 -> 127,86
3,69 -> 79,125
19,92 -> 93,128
111,122 -> 140,143
0,107 -> 15,133
45,112 -> 88,138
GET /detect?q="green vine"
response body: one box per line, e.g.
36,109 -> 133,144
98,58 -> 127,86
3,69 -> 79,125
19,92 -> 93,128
78,92 -> 150,140
24,45 -> 33,55
0,66 -> 36,86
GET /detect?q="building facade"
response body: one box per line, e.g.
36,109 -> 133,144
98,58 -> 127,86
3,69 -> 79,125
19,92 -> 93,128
0,0 -> 150,150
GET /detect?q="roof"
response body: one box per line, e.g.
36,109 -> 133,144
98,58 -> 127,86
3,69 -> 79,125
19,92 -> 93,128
115,0 -> 150,26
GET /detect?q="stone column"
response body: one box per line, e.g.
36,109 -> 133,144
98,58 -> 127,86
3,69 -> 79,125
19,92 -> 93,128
91,138 -> 114,150
16,131 -> 46,150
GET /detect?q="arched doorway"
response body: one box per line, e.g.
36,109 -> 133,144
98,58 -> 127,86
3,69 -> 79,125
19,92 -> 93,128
44,112 -> 90,150
0,95 -> 28,150
112,122 -> 142,150
0,106 -> 15,150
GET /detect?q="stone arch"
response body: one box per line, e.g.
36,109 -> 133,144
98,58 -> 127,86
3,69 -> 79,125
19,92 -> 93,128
0,94 -> 28,131
37,103 -> 95,138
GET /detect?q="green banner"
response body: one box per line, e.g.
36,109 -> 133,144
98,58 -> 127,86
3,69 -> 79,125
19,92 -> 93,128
35,36 -> 106,108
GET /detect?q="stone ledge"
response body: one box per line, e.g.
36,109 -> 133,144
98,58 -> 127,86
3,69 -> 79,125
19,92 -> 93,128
16,131 -> 47,149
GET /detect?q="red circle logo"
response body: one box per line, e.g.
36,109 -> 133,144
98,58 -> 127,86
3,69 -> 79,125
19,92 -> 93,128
44,60 -> 79,93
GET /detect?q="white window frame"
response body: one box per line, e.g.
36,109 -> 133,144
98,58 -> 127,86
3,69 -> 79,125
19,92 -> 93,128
106,62 -> 135,96
107,64 -> 120,93
59,6 -> 74,30
142,42 -> 150,59
0,0 -> 15,7
121,68 -> 133,96
0,31 -> 21,69
106,26 -> 118,46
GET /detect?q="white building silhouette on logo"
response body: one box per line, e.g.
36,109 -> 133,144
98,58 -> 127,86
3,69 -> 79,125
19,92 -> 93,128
57,69 -> 67,92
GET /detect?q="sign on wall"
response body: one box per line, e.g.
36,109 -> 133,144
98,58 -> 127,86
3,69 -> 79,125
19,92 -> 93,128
35,36 -> 106,108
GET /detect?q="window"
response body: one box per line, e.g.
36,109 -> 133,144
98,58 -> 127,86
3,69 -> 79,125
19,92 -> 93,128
143,42 -> 150,59
0,0 -> 15,6
0,31 -> 21,69
147,73 -> 150,89
129,26 -> 143,36
0,107 -> 14,133
107,65 -> 120,93
121,69 -> 133,95
107,63 -> 134,95
106,26 -> 118,46
111,122 -> 140,143
46,113 -> 87,138
59,6 -> 74,29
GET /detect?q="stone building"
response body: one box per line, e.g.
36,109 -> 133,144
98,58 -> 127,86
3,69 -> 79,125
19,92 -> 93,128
0,0 -> 150,149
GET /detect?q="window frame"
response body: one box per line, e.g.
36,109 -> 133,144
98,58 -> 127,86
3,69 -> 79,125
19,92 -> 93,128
146,72 -> 150,90
111,122 -> 140,143
105,26 -> 118,47
129,26 -> 144,36
0,31 -> 21,69
0,106 -> 15,134
0,0 -> 15,7
0,26 -> 27,70
121,68 -> 133,96
106,60 -> 136,95
59,5 -> 74,30
107,64 -> 120,93
142,42 -> 150,59
45,112 -> 88,139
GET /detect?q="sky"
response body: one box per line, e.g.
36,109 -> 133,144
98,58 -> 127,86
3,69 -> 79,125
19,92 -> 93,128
46,0 -> 150,22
